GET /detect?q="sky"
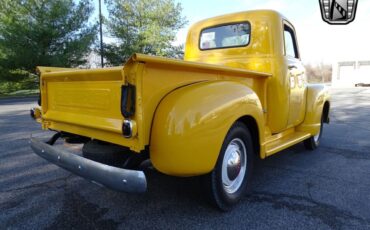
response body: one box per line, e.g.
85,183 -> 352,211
95,0 -> 370,64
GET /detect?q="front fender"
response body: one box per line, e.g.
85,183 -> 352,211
150,81 -> 264,177
297,84 -> 330,135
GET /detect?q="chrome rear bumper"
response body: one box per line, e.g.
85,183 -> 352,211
30,138 -> 147,193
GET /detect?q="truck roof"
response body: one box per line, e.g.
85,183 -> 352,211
191,10 -> 287,26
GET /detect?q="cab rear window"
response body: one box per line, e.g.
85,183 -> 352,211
199,22 -> 250,50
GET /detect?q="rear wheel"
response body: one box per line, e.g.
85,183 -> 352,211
304,116 -> 323,150
205,122 -> 254,211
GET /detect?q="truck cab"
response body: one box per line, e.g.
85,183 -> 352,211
186,10 -> 309,135
31,10 -> 330,210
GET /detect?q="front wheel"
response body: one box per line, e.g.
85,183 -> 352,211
204,122 -> 254,211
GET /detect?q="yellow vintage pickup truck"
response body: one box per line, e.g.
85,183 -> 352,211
30,10 -> 330,210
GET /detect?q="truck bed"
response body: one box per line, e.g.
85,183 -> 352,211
38,54 -> 270,152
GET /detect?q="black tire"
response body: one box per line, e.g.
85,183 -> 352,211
304,116 -> 323,150
204,122 -> 255,211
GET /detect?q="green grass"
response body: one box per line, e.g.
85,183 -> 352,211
0,76 -> 39,98
0,89 -> 39,98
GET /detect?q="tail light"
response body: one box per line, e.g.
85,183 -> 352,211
121,84 -> 136,118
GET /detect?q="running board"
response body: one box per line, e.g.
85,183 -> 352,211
265,132 -> 311,157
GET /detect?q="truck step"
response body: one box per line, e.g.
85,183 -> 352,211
265,131 -> 311,156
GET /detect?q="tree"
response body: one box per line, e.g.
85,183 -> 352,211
103,0 -> 187,65
0,0 -> 97,82
305,63 -> 332,83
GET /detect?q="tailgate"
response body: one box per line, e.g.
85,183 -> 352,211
38,67 -> 139,150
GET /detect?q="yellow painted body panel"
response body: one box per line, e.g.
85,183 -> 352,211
150,81 -> 265,176
297,84 -> 331,134
35,10 -> 330,177
38,66 -> 143,151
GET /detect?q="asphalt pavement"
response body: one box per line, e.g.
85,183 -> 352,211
1,88 -> 370,230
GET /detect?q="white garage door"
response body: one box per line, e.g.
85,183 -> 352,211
357,64 -> 370,84
339,65 -> 355,86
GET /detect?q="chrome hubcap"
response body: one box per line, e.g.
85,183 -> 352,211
221,138 -> 247,194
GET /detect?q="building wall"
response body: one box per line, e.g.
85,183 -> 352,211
332,60 -> 370,87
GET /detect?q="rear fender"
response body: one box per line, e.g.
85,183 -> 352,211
150,81 -> 264,176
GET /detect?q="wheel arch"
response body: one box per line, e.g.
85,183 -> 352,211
323,101 -> 330,123
236,115 -> 261,158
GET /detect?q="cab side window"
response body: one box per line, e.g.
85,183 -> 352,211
284,25 -> 299,59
